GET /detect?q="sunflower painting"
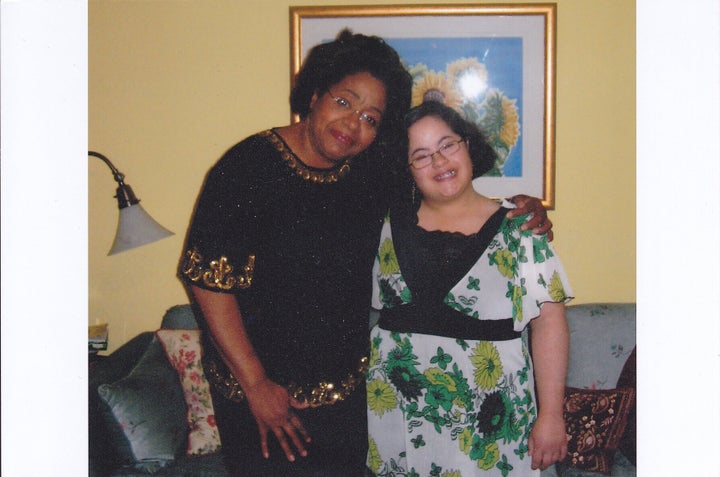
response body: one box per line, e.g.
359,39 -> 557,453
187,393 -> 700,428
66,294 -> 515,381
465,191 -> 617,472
387,37 -> 524,178
293,5 -> 555,206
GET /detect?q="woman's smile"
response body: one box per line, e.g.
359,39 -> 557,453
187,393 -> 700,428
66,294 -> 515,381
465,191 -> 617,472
434,169 -> 457,181
329,128 -> 356,147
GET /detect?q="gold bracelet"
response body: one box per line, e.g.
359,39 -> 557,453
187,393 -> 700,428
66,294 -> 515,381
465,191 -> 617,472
206,357 -> 368,408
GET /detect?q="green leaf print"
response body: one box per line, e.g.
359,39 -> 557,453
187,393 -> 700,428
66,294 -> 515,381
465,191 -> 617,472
430,347 -> 452,370
447,363 -> 474,412
499,215 -> 522,242
532,236 -> 554,263
497,454 -> 514,477
505,279 -> 527,323
400,286 -> 413,303
456,338 -> 469,351
416,404 -> 450,433
425,383 -> 455,412
517,366 -> 529,385
467,276 -> 480,290
411,434 -> 426,449
506,234 -> 520,253
517,243 -> 528,264
514,442 -> 529,459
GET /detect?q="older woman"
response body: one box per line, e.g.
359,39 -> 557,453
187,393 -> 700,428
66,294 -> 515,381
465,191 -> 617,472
180,31 -> 551,475
367,101 -> 572,476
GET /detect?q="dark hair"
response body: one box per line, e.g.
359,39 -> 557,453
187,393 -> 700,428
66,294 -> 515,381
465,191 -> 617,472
290,29 -> 412,166
404,100 -> 497,178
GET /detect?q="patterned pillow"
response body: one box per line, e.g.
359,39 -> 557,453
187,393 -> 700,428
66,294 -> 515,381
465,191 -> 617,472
156,329 -> 222,456
561,387 -> 635,475
615,347 -> 636,465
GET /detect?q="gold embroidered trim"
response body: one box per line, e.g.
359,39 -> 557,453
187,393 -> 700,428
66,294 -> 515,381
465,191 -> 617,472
206,356 -> 369,408
261,129 -> 350,183
181,246 -> 255,291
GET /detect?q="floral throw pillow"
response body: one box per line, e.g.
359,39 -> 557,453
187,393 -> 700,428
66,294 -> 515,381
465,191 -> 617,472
156,329 -> 221,456
561,387 -> 635,475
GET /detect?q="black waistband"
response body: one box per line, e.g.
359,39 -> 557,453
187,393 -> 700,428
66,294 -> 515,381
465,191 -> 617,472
378,303 -> 521,341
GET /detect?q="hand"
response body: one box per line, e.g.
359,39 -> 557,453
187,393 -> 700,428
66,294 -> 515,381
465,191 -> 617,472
528,413 -> 568,470
243,377 -> 311,462
506,194 -> 553,241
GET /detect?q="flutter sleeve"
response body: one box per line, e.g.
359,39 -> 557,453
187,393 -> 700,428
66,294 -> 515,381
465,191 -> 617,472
514,228 -> 574,330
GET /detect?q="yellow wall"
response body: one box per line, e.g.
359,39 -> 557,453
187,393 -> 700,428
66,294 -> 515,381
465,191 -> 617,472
89,0 -> 635,353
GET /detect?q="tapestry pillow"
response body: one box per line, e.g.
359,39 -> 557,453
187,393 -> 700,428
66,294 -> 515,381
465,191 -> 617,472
97,337 -> 188,473
615,347 -> 637,465
561,387 -> 635,475
156,329 -> 222,456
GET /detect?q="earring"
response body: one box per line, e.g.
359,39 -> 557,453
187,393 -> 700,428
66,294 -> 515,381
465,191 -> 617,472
412,183 -> 417,205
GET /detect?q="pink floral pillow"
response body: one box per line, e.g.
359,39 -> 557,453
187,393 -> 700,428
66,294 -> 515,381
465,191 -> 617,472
156,329 -> 221,456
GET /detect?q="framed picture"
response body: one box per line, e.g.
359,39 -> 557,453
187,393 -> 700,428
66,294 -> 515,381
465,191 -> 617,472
290,4 -> 556,207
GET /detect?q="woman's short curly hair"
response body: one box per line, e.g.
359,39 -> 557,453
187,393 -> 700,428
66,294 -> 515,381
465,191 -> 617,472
403,100 -> 497,179
290,29 -> 412,161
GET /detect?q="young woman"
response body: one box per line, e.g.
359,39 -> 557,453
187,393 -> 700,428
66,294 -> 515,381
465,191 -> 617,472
367,101 -> 572,476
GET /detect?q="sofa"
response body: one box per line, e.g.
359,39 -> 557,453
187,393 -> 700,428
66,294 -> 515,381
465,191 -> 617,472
89,303 -> 636,477
540,303 -> 636,477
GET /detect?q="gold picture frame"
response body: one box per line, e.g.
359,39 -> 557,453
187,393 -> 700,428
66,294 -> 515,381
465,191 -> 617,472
290,4 -> 557,207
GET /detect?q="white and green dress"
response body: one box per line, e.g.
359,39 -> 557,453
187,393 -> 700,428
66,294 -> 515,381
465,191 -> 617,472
366,207 -> 573,477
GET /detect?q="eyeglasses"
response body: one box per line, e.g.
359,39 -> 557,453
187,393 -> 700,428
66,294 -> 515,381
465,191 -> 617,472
408,138 -> 466,169
327,90 -> 382,130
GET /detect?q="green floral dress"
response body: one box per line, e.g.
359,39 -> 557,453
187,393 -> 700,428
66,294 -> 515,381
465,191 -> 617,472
366,208 -> 573,477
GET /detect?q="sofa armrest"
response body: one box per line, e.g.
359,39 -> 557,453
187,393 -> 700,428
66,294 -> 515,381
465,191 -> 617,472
565,303 -> 636,389
89,332 -> 155,386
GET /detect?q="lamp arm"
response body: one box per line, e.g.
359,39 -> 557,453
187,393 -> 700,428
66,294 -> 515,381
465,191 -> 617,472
89,150 -> 125,183
89,150 -> 140,209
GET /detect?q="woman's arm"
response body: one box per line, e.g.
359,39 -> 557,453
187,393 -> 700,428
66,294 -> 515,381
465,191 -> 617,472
190,285 -> 310,461
528,301 -> 569,470
507,194 -> 554,240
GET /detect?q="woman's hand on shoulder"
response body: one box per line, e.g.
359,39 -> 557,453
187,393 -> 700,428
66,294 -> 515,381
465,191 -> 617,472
243,377 -> 311,462
506,194 -> 553,241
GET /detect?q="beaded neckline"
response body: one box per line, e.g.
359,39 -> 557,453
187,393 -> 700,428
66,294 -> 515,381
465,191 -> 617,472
261,129 -> 350,184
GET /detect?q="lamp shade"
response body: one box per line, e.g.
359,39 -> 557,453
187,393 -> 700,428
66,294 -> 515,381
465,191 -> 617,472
108,204 -> 175,255
109,203 -> 175,255
90,151 -> 175,255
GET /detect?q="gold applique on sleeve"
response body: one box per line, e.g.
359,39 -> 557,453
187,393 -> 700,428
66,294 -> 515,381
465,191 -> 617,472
182,246 -> 255,290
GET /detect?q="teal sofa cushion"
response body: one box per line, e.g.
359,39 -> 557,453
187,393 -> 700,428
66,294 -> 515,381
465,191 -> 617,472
565,303 -> 636,390
98,337 -> 188,473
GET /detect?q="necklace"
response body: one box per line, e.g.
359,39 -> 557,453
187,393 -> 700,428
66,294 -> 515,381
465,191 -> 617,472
262,130 -> 350,183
